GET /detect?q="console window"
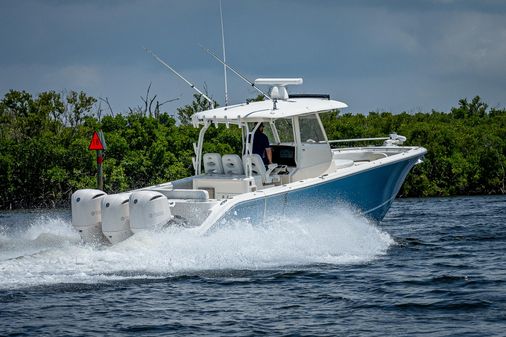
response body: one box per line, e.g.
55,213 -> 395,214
299,114 -> 325,143
274,118 -> 294,143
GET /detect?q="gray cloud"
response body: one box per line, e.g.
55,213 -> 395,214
0,0 -> 504,114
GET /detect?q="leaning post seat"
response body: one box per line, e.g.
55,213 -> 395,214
243,154 -> 266,176
203,153 -> 224,174
242,154 -> 280,185
222,154 -> 244,175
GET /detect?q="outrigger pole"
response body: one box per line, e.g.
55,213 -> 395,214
199,45 -> 272,101
219,0 -> 229,106
144,48 -> 215,109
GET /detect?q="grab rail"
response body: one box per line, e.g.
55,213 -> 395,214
327,137 -> 389,143
328,134 -> 406,145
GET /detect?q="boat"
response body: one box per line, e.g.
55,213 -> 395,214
70,77 -> 427,245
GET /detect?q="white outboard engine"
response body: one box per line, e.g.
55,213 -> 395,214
129,191 -> 173,233
101,193 -> 133,244
71,189 -> 107,243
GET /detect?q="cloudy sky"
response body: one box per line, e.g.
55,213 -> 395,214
1,0 -> 505,114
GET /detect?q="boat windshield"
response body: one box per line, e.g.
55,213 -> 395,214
274,118 -> 294,143
299,114 -> 325,143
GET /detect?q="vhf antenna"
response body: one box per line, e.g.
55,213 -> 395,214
219,0 -> 229,106
199,45 -> 272,101
144,48 -> 215,109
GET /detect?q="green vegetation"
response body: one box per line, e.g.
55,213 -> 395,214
1,90 -> 505,209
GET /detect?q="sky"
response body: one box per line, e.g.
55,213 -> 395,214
0,0 -> 505,115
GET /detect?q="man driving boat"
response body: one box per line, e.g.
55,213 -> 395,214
252,123 -> 273,165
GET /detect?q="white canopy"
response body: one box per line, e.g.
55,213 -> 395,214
193,97 -> 348,124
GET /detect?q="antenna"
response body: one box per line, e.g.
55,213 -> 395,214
219,0 -> 229,106
144,48 -> 215,109
199,45 -> 272,101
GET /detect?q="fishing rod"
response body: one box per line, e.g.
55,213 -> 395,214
144,48 -> 215,109
199,44 -> 272,101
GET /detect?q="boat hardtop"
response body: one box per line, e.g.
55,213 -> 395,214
193,96 -> 348,122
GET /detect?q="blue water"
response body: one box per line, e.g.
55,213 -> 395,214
0,196 -> 505,336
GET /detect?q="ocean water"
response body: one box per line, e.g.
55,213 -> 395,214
0,196 -> 505,336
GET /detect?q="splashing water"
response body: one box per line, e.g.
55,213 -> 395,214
0,207 -> 393,289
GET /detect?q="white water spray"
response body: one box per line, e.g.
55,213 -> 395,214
0,207 -> 393,289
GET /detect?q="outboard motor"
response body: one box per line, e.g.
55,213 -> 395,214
129,191 -> 173,233
71,189 -> 107,243
101,193 -> 133,244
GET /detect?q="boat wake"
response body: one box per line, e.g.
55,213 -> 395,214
0,207 -> 393,289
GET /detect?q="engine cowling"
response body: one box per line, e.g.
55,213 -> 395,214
71,189 -> 107,243
129,191 -> 173,233
101,193 -> 133,244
